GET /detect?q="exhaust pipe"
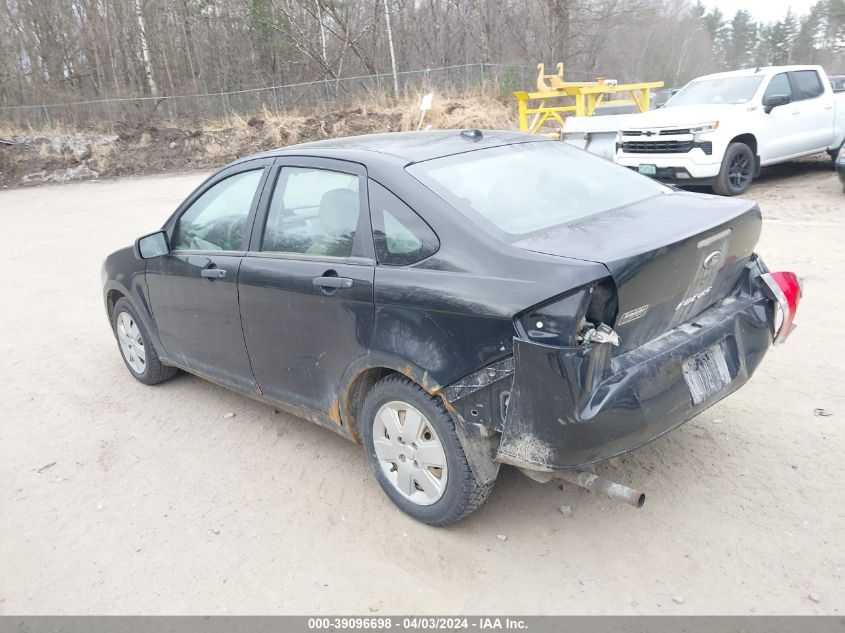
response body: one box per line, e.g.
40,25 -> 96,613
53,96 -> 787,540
556,471 -> 645,508
517,467 -> 646,508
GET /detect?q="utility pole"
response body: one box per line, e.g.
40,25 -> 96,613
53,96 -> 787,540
383,0 -> 399,99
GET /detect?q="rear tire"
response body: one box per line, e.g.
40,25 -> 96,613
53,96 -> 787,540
112,298 -> 177,386
712,142 -> 755,196
360,375 -> 494,526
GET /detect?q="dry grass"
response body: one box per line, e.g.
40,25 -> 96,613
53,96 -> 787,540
0,120 -> 75,139
2,91 -> 520,185
399,92 -> 515,131
3,90 -> 515,139
89,140 -> 118,172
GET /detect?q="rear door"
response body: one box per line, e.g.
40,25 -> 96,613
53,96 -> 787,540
146,159 -> 271,391
238,157 -> 375,420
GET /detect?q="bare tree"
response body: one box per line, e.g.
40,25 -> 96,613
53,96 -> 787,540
383,0 -> 399,98
133,0 -> 158,96
0,0 -> 842,116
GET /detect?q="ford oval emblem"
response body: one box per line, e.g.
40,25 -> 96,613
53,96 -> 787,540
703,250 -> 723,269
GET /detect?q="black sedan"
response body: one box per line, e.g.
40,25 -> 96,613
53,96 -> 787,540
102,130 -> 801,525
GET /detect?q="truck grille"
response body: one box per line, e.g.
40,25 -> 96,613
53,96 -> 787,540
620,141 -> 712,154
622,140 -> 693,153
620,129 -> 691,136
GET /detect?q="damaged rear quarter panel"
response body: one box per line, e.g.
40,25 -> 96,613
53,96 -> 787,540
366,257 -> 607,485
370,258 -> 608,389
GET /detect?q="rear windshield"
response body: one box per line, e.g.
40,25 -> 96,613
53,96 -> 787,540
407,141 -> 667,237
665,75 -> 764,106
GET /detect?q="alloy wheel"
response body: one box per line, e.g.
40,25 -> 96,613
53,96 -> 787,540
728,152 -> 752,190
372,400 -> 448,506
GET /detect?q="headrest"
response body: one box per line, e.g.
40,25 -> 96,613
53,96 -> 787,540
318,189 -> 359,237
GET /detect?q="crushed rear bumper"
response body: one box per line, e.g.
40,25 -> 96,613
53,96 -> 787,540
497,293 -> 772,470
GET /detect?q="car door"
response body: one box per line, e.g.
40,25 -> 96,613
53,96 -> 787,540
786,69 -> 834,153
238,157 -> 375,422
760,72 -> 799,162
145,159 -> 272,391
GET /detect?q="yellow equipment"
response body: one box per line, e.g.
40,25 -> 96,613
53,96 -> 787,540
514,63 -> 664,136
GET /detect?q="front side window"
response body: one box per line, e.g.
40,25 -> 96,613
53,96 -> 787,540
172,169 -> 263,251
369,180 -> 439,265
262,167 -> 360,258
791,70 -> 824,100
407,142 -> 667,237
763,73 -> 792,100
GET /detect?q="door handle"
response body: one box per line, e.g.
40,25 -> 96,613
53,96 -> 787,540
313,276 -> 353,289
201,268 -> 227,279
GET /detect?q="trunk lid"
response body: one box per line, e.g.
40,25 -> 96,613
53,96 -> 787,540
512,191 -> 762,352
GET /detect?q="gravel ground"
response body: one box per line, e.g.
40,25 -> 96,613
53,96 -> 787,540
1,158 -> 843,615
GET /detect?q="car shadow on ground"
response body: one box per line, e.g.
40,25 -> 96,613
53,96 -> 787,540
674,157 -> 834,195
142,352 -> 731,532
755,157 -> 834,184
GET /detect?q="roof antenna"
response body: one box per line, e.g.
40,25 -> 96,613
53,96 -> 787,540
460,129 -> 483,140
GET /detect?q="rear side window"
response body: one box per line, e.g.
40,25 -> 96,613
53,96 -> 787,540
791,70 -> 824,100
763,73 -> 791,100
172,169 -> 263,251
369,180 -> 439,265
262,167 -> 360,258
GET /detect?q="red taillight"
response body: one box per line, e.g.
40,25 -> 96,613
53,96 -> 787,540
760,271 -> 802,344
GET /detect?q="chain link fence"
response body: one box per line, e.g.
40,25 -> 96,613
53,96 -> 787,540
0,63 -> 607,132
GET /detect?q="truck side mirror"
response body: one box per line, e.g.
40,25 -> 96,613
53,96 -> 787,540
763,94 -> 790,114
134,230 -> 170,259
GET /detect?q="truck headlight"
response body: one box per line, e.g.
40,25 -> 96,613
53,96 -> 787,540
690,122 -> 718,134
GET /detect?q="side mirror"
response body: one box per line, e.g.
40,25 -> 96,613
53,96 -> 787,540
763,94 -> 790,114
134,230 -> 170,259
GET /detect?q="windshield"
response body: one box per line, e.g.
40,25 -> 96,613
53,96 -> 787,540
407,142 -> 667,237
664,76 -> 764,106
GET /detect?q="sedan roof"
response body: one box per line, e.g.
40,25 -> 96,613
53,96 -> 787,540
262,129 -> 548,164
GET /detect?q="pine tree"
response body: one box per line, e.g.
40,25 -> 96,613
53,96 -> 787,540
725,10 -> 758,69
701,6 -> 729,68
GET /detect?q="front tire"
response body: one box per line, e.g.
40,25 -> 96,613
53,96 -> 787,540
830,140 -> 844,166
360,375 -> 494,526
712,142 -> 755,196
112,298 -> 177,385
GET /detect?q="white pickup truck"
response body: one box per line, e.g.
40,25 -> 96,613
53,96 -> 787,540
563,65 -> 845,195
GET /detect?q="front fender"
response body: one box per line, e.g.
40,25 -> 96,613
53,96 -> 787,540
102,247 -> 164,358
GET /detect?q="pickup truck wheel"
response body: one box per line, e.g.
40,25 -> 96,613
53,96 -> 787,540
360,375 -> 494,526
713,142 -> 755,196
112,298 -> 178,385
